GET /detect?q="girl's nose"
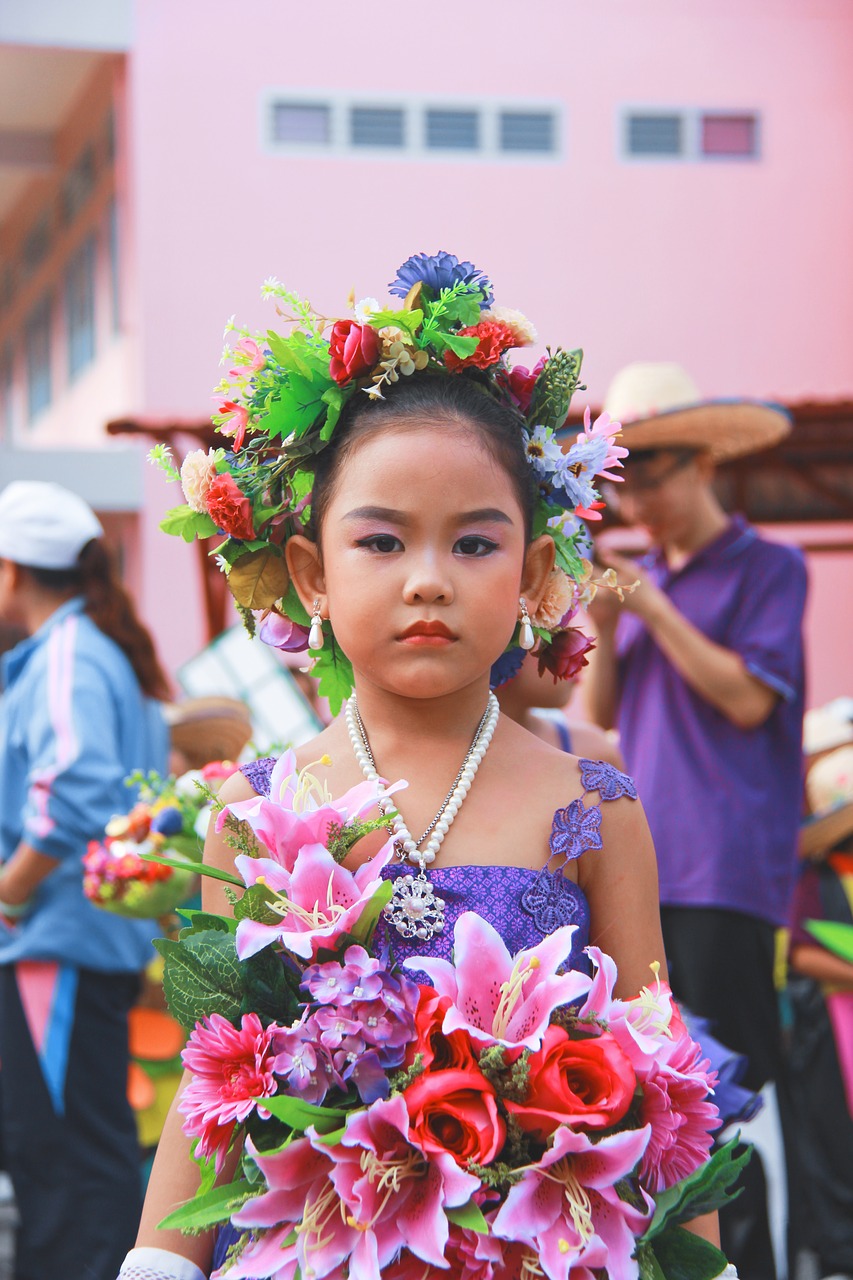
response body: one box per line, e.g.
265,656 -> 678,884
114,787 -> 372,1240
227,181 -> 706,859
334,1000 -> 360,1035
402,554 -> 454,605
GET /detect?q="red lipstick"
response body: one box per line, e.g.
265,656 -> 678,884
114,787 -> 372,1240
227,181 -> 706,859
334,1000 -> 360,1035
398,620 -> 456,646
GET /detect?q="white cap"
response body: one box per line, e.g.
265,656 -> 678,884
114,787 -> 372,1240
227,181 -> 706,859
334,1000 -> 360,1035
0,481 -> 104,570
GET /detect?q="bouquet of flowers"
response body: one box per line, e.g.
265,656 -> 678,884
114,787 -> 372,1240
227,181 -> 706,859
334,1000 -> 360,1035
153,755 -> 745,1280
84,762 -> 239,919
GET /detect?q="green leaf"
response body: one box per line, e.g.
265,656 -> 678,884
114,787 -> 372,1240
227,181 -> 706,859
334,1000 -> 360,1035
157,1176 -> 255,1233
159,506 -> 217,543
442,332 -> 479,358
554,534 -> 584,580
310,637 -> 355,716
141,849 -> 243,888
241,945 -> 300,1027
227,546 -> 290,610
347,880 -> 394,947
651,1227 -> 728,1280
233,881 -> 282,926
804,918 -> 853,963
259,1094 -> 349,1133
154,930 -> 245,1030
312,1123 -> 347,1145
320,384 -> 346,439
266,329 -> 331,381
261,371 -> 331,439
446,1200 -> 489,1234
281,581 -> 310,626
367,307 -> 423,337
176,908 -> 237,935
642,1138 -> 750,1241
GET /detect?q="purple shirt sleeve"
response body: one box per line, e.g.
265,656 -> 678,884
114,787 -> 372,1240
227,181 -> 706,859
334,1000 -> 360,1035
725,544 -> 807,702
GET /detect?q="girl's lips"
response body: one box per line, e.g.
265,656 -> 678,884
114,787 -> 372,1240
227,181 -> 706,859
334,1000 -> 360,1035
398,633 -> 455,647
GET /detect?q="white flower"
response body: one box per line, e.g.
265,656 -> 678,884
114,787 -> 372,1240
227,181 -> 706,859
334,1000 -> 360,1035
354,296 -> 380,322
482,305 -> 538,346
174,769 -> 205,799
523,425 -> 564,477
180,448 -> 220,513
260,277 -> 284,298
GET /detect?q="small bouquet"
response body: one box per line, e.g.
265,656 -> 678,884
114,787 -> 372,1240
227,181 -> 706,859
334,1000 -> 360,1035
155,755 -> 745,1280
84,762 -> 239,919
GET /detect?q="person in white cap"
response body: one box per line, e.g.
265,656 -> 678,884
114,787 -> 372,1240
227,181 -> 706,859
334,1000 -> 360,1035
584,364 -> 807,1280
0,482 -> 170,1280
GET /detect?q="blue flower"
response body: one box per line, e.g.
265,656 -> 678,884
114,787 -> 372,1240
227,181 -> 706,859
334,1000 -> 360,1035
389,251 -> 493,306
490,645 -> 526,689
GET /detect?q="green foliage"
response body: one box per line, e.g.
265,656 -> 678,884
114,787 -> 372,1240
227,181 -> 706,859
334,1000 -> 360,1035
176,908 -> 237,935
157,1176 -> 255,1234
345,880 -> 394,947
141,849 -> 243,887
326,813 -> 395,863
241,944 -> 300,1028
645,1228 -> 728,1280
641,1138 -> 750,1243
367,307 -> 423,338
310,636 -> 355,716
154,929 -> 244,1030
416,281 -> 482,351
446,1201 -> 489,1234
160,505 -> 217,543
233,881 -> 282,926
259,1094 -> 349,1133
526,347 -> 584,431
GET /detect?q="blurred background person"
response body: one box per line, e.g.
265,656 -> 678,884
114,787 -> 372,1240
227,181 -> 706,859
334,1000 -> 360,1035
0,481 -> 170,1280
786,728 -> 853,1280
584,363 -> 807,1280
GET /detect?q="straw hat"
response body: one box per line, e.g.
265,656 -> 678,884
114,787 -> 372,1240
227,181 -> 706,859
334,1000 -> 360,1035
800,744 -> 853,859
603,362 -> 791,462
165,697 -> 253,769
804,703 -> 853,757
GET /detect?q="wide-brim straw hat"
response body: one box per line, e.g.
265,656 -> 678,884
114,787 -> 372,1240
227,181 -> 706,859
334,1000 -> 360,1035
800,744 -> 853,859
603,362 -> 791,463
165,697 -> 253,768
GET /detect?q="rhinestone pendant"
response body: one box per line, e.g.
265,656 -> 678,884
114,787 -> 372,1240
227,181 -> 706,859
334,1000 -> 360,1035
384,870 -> 445,941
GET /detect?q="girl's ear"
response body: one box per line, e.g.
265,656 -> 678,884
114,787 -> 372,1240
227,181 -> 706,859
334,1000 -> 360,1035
285,535 -> 327,617
520,534 -> 556,611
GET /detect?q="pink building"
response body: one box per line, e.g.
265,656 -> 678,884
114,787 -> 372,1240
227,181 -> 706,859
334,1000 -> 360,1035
1,0 -> 852,699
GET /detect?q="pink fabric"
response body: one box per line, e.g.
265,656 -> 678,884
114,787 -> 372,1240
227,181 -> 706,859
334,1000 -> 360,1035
28,615 -> 79,839
826,990 -> 853,1119
15,960 -> 61,1054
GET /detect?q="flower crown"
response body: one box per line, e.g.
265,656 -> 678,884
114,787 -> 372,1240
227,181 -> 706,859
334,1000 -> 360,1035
154,252 -> 627,712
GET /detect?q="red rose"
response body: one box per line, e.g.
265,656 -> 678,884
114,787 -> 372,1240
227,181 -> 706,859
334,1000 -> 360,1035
206,473 -> 256,541
404,1067 -> 506,1166
405,987 -> 479,1073
537,627 -> 596,683
444,320 -> 516,372
505,1025 -> 636,1140
328,320 -> 380,385
502,356 -> 547,413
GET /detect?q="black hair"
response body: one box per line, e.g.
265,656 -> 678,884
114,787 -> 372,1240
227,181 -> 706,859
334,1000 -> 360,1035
308,372 -> 538,542
26,540 -> 171,700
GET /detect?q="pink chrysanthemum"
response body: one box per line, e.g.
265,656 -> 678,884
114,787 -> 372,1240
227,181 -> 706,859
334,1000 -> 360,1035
179,1012 -> 278,1171
579,406 -> 628,482
638,1034 -> 721,1192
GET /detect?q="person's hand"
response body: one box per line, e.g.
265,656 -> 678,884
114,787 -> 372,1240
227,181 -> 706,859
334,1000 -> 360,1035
585,567 -> 623,633
596,551 -> 667,625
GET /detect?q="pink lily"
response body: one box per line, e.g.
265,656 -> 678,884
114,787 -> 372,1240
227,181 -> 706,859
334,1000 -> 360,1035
491,1124 -> 654,1280
407,911 -> 591,1051
580,406 -> 628,482
229,336 -> 267,376
233,840 -> 394,960
217,400 -> 249,450
329,1094 -> 481,1278
218,750 -> 397,872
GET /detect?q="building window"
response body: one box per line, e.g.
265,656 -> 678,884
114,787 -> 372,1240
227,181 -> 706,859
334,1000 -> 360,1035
62,145 -> 97,224
701,113 -> 758,157
425,109 -> 479,150
500,111 -> 556,153
350,106 -> 405,148
626,113 -> 683,156
25,294 -> 52,420
65,235 -> 96,379
108,199 -> 121,332
21,212 -> 53,279
272,102 -> 331,145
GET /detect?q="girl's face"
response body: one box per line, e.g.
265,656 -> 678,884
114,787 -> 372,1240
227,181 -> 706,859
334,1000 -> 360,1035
290,422 -> 553,702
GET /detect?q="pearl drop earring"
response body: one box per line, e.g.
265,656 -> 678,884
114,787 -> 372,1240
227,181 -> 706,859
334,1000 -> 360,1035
518,597 -> 535,650
308,599 -> 325,651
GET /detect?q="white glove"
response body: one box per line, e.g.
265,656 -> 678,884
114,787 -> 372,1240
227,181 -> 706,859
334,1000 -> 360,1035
118,1247 -> 208,1280
714,1267 -> 739,1279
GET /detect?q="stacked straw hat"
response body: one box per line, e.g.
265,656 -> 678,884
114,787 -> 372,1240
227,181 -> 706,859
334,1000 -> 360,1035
602,363 -> 791,462
800,701 -> 853,860
165,697 -> 253,769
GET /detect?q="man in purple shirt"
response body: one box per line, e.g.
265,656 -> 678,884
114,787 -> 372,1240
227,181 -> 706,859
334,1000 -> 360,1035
585,363 -> 806,1280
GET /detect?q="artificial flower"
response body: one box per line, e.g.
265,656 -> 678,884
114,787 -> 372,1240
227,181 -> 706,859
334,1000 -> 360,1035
538,628 -> 596,683
444,320 -> 516,372
504,1025 -> 636,1140
228,336 -> 267,376
179,1013 -> 278,1172
533,567 -> 577,630
354,296 -> 380,322
257,610 -> 310,652
575,406 -> 628,482
504,357 -> 546,414
180,448 -> 220,514
329,319 -> 381,385
482,306 -> 537,347
405,986 -> 479,1073
206,473 -> 256,541
216,400 -> 250,450
637,1032 -> 720,1191
489,646 -> 526,689
404,1065 -> 506,1166
522,425 -> 565,480
408,911 -> 591,1052
389,251 -> 493,306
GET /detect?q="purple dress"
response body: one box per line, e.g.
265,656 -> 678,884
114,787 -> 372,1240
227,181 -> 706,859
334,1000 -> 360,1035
210,755 -> 636,1276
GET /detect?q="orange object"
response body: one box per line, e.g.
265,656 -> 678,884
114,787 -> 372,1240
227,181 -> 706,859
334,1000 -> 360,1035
128,1005 -> 186,1062
127,1060 -> 156,1112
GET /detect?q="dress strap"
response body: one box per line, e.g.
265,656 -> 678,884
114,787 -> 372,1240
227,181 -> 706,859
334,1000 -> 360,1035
240,756 -> 276,798
545,757 -> 638,871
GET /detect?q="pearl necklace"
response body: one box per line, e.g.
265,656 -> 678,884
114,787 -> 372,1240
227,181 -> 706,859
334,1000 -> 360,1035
345,692 -> 501,940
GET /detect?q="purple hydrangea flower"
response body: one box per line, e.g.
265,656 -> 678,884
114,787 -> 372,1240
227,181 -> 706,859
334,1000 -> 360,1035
388,251 -> 493,306
490,645 -> 526,689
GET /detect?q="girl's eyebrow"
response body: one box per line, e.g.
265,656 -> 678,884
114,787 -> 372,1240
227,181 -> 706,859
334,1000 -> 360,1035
343,505 -> 514,526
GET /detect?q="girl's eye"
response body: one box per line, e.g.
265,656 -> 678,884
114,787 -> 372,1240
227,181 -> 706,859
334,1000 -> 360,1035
455,536 -> 498,557
355,534 -> 402,553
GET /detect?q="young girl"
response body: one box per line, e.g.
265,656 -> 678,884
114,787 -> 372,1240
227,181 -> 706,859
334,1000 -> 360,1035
122,255 -> 724,1280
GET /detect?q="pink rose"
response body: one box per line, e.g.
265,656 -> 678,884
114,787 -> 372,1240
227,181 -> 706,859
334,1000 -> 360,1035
502,356 -> 546,413
328,320 -> 380,385
404,1066 -> 506,1166
206,473 -> 256,541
